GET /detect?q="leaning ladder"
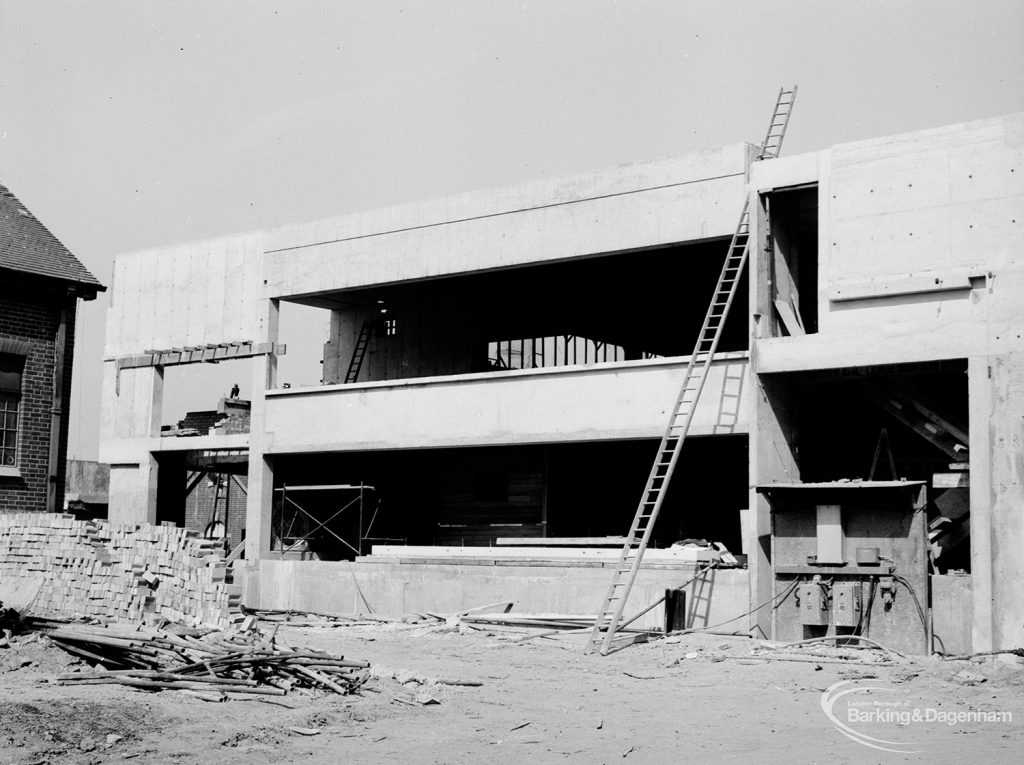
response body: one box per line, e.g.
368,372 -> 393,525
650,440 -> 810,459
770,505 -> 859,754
345,320 -> 373,384
586,87 -> 798,655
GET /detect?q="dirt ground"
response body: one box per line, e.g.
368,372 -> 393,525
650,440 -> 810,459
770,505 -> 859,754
2,620 -> 1023,765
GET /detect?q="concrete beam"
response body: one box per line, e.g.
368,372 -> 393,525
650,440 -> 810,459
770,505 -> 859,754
262,355 -> 751,453
261,145 -> 752,298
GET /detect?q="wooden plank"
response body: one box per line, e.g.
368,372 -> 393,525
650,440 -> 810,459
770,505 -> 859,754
933,472 -> 970,489
495,537 -> 629,547
371,545 -> 719,563
773,299 -> 805,336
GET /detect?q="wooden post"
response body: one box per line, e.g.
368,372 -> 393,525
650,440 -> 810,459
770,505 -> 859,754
46,291 -> 84,514
46,294 -> 72,514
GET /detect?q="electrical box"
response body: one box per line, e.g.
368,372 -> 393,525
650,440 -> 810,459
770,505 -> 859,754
759,481 -> 929,654
816,504 -> 844,564
797,583 -> 829,626
832,582 -> 863,627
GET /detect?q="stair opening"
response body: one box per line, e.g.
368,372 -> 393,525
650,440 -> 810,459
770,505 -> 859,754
762,184 -> 818,336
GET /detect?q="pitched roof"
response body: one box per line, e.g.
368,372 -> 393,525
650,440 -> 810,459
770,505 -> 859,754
0,183 -> 104,292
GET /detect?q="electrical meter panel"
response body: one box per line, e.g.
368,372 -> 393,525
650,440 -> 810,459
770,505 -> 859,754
832,582 -> 863,627
797,583 -> 830,626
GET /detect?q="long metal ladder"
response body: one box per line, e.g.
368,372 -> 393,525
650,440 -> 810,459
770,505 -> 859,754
758,86 -> 797,160
586,87 -> 797,655
345,320 -> 373,384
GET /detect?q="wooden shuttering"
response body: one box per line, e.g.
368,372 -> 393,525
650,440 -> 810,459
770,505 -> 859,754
434,458 -> 544,546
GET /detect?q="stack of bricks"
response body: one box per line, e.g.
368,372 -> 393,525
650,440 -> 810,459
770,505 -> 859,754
0,513 -> 240,628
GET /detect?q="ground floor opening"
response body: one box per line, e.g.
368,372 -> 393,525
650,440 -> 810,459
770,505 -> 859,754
266,436 -> 749,561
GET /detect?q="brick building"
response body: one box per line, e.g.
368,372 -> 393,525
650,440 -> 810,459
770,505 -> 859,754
1,183 -> 104,513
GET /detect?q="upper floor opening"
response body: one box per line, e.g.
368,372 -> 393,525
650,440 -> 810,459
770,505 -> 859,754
280,238 -> 749,387
759,183 -> 819,337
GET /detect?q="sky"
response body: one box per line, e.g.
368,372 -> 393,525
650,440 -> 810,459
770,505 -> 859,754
1,1 -> 1022,460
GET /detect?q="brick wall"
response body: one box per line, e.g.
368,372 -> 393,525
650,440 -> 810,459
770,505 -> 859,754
184,473 -> 247,550
0,282 -> 77,514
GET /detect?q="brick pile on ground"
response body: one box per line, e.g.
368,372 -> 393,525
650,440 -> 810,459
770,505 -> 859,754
0,513 -> 239,628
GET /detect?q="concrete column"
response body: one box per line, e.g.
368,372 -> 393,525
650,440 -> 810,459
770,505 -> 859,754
968,355 -> 993,652
975,352 -> 1024,650
245,299 -> 279,562
748,187 -> 802,639
103,364 -> 164,524
108,456 -> 159,525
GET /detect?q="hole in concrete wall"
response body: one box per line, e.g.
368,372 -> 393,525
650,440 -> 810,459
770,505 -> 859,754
487,336 -> 632,369
764,185 -> 818,336
162,357 -> 253,434
300,239 -> 748,384
277,300 -> 332,388
183,470 -> 246,550
155,450 -> 248,549
271,436 -> 749,560
764,359 -> 970,573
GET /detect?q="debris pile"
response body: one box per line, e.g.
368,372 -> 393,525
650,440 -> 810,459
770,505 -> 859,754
662,633 -> 910,668
248,607 -> 402,628
0,513 -> 237,628
35,618 -> 368,700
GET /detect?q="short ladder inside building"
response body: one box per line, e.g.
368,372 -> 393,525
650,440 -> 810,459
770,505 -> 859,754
345,320 -> 373,384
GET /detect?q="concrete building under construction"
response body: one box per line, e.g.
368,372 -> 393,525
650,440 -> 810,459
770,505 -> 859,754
101,112 -> 1024,654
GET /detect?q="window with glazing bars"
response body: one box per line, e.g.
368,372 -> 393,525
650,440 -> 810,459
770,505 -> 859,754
0,353 -> 23,467
0,394 -> 17,467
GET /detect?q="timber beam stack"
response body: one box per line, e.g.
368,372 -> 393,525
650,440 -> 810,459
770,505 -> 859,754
38,618 -> 368,698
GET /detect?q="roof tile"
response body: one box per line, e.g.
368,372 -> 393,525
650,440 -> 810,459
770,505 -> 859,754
0,183 -> 104,290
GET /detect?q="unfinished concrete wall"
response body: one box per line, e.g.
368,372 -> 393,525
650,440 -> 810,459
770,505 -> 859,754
263,354 -> 749,453
101,234 -> 267,524
750,113 -> 1024,652
261,144 -> 754,298
242,557 -> 749,632
105,233 -> 265,358
754,113 -> 1024,372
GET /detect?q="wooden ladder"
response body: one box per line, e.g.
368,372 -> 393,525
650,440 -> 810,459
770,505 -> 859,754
586,87 -> 798,655
345,320 -> 373,384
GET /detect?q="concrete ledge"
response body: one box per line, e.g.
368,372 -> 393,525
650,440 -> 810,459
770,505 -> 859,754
240,557 -> 750,631
264,354 -> 750,452
368,544 -> 726,564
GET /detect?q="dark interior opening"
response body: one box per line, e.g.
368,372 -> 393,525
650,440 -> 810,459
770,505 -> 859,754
765,184 -> 818,335
271,436 -> 749,560
766,359 -> 970,572
300,239 -> 749,385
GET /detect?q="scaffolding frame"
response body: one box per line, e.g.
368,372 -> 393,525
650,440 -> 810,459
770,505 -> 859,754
272,483 -> 377,558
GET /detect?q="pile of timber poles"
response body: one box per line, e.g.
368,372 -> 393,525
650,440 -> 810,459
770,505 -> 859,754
32,617 -> 368,698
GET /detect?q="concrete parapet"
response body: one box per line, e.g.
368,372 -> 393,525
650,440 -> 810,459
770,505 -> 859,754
240,557 -> 750,632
